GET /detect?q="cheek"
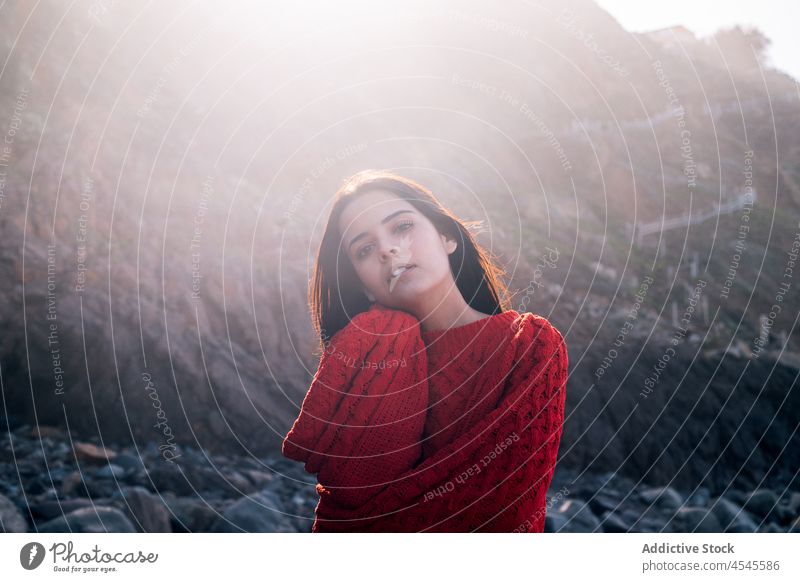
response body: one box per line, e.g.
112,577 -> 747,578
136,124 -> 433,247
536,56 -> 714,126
413,236 -> 452,280
354,260 -> 383,287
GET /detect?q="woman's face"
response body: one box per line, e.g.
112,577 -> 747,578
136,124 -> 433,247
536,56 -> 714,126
338,189 -> 457,311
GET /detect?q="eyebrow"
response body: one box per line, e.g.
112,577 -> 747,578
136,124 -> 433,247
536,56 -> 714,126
347,209 -> 415,251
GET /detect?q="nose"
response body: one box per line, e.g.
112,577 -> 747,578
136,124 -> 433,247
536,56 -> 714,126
379,243 -> 399,262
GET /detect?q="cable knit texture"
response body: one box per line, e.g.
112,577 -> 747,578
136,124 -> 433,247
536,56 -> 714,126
282,302 -> 568,532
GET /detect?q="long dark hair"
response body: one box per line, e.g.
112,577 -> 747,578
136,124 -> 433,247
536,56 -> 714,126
309,169 -> 512,354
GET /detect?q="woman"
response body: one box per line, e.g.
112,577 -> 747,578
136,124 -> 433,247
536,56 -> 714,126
282,169 -> 568,532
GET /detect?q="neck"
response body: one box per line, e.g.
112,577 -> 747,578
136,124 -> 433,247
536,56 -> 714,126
412,280 -> 487,333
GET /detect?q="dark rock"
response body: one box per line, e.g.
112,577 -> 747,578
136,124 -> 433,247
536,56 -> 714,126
743,489 -> 778,520
37,507 -> 136,533
28,425 -> 64,439
587,492 -> 620,515
640,486 -> 684,510
210,490 -> 295,533
600,511 -> 630,533
111,486 -> 171,532
24,477 -> 49,496
73,443 -> 117,465
775,504 -> 794,525
549,499 -> 601,532
545,511 -> 568,532
242,470 -> 274,489
31,498 -> 97,521
148,462 -> 195,496
110,453 -> 143,473
709,497 -> 759,533
180,464 -> 230,493
162,495 -> 219,533
789,516 -> 800,533
726,490 -> 747,505
0,493 -> 28,532
225,471 -> 256,494
82,478 -> 117,498
59,471 -> 85,497
95,464 -> 126,479
688,487 -> 711,507
788,492 -> 800,515
632,516 -> 675,533
670,507 -> 722,532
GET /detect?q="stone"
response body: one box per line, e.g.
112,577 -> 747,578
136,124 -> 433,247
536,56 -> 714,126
640,486 -> 684,510
148,462 -> 195,496
671,507 -> 722,532
59,471 -> 84,496
82,478 -> 117,498
225,471 -> 256,494
743,489 -> 778,520
162,495 -> 219,533
600,511 -> 630,533
709,497 -> 759,533
0,493 -> 28,532
112,452 -> 144,473
789,516 -> 800,533
551,499 -> 602,532
788,492 -> 800,515
688,487 -> 711,507
95,464 -> 126,479
775,504 -> 794,525
37,507 -> 136,533
587,492 -> 619,515
111,486 -> 171,532
544,512 -> 567,532
73,443 -> 117,465
633,516 -> 674,533
210,490 -> 295,533
31,498 -> 98,521
28,425 -> 64,439
242,470 -> 273,489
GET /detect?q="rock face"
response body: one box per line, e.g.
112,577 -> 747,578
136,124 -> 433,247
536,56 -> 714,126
3,426 -> 798,533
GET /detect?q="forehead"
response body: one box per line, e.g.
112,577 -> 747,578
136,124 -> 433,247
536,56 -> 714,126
338,189 -> 416,239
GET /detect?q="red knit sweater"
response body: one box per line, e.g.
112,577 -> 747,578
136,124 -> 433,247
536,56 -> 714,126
282,302 -> 568,532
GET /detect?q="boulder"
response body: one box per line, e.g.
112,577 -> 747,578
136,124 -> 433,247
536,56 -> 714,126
742,489 -> 778,520
670,507 -> 722,532
640,486 -> 684,510
73,442 -> 117,465
111,486 -> 171,532
709,497 -> 759,533
0,493 -> 28,532
37,507 -> 136,533
550,499 -> 602,532
210,490 -> 296,533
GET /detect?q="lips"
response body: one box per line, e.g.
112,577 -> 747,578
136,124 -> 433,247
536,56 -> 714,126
387,264 -> 415,292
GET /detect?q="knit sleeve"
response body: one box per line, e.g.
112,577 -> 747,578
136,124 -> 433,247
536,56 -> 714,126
313,314 -> 568,532
498,316 -> 568,532
281,303 -> 430,510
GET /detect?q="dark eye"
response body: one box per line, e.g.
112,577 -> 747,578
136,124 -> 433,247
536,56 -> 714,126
395,220 -> 414,233
355,221 -> 413,260
356,243 -> 374,259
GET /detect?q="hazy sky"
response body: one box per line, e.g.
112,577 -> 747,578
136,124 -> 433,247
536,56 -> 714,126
595,0 -> 799,81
